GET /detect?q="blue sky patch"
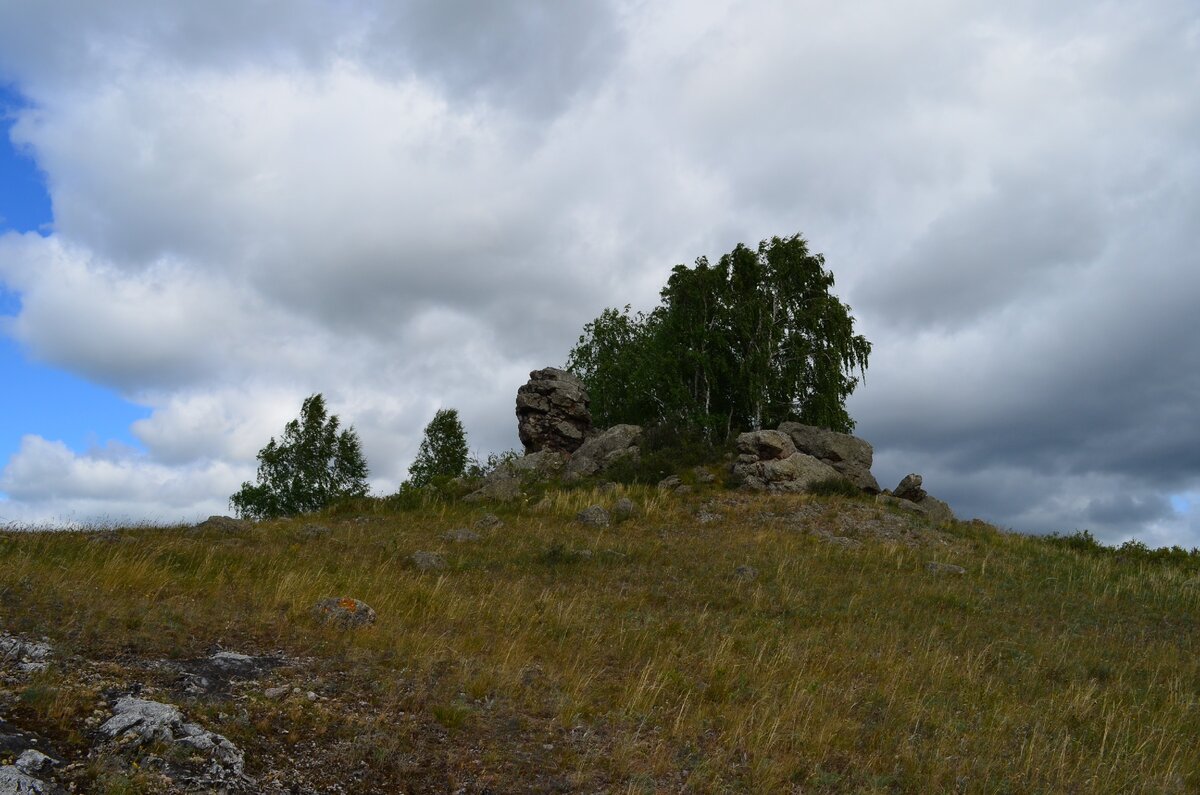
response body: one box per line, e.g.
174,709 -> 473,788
0,83 -> 52,235
0,82 -> 150,479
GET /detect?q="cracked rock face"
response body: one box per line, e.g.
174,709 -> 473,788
515,368 -> 592,454
778,422 -> 880,493
731,431 -> 839,492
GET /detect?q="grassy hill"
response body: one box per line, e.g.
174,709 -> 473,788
2,485 -> 1198,793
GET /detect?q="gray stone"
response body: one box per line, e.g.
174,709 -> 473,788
894,474 -> 926,502
735,430 -> 797,461
876,493 -> 925,515
0,635 -> 51,673
612,497 -> 636,520
778,422 -> 880,492
577,505 -> 611,527
263,685 -> 291,700
13,752 -> 53,777
0,635 -> 51,663
919,495 -> 956,525
411,551 -> 447,571
516,368 -> 592,454
692,466 -> 717,484
0,766 -> 49,794
100,697 -> 244,777
926,561 -> 966,576
313,597 -> 378,628
562,424 -> 643,481
657,475 -> 683,491
443,528 -> 481,542
878,481 -> 955,524
733,452 -> 839,493
473,513 -> 504,531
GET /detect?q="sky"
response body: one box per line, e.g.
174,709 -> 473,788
0,1 -> 1197,545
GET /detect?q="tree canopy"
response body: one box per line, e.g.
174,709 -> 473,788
567,234 -> 871,438
230,393 -> 369,519
407,408 -> 469,487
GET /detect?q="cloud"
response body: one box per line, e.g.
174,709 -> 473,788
0,0 -> 1197,544
0,434 -> 245,525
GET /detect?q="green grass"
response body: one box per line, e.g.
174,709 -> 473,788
1,488 -> 1198,793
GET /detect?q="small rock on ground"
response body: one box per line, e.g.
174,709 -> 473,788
313,597 -> 378,628
576,506 -> 610,527
473,513 -> 504,531
612,498 -> 636,520
0,765 -> 52,794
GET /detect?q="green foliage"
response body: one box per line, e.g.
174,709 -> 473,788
1042,530 -> 1200,570
602,424 -> 727,485
408,408 -> 469,487
567,234 -> 871,439
466,448 -> 522,479
230,394 -> 369,519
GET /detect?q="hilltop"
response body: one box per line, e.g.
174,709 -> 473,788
2,483 -> 1198,793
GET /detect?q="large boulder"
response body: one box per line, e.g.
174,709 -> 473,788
893,473 -> 926,502
777,422 -> 879,493
735,430 -> 796,461
515,368 -> 592,454
563,424 -> 643,481
732,431 -> 839,492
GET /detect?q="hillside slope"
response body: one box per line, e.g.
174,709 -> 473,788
1,487 -> 1198,793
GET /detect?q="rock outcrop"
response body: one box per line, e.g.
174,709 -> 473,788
99,697 -> 246,785
731,430 -> 840,492
464,450 -> 566,502
877,473 -> 955,524
515,368 -> 592,454
778,422 -> 880,493
562,424 -> 643,481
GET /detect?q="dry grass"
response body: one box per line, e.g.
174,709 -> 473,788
1,487 -> 1198,793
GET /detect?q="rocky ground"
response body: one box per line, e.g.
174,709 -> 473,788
1,633 -> 596,794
